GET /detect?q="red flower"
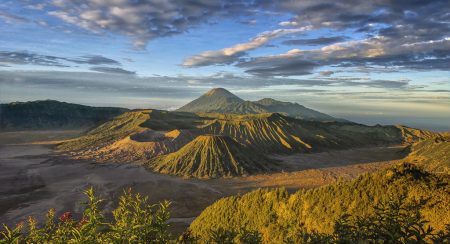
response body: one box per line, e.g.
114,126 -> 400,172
78,217 -> 88,227
59,212 -> 72,222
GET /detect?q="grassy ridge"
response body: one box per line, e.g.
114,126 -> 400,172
190,164 -> 450,241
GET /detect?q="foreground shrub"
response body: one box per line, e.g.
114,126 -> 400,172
0,187 -> 171,243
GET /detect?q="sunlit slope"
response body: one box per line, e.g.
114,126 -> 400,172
148,135 -> 272,178
190,164 -> 450,240
58,110 -> 150,151
58,110 -> 203,159
199,113 -> 402,153
396,125 -> 444,143
404,133 -> 450,173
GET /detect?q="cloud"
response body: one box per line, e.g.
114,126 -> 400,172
18,0 -> 448,56
0,50 -> 123,68
0,70 -> 421,96
0,51 -> 69,67
0,11 -> 29,23
72,55 -> 121,65
319,71 -> 334,76
282,36 -> 348,46
242,59 -> 317,77
236,36 -> 450,76
240,19 -> 257,25
46,0 -> 258,49
183,26 -> 311,67
0,70 -> 194,98
90,66 -> 135,75
275,0 -> 449,34
183,0 -> 449,74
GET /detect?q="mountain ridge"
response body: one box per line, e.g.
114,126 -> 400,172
177,88 -> 343,122
0,100 -> 128,131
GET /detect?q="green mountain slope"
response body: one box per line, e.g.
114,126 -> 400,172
147,134 -> 272,178
177,88 -> 341,122
190,164 -> 450,241
0,100 -> 127,131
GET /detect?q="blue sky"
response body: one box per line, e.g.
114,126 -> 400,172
0,0 -> 449,130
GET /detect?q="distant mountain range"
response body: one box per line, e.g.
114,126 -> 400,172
177,88 -> 344,122
0,100 -> 127,131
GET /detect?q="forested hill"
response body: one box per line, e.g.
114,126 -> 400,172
0,100 -> 127,131
190,163 -> 450,242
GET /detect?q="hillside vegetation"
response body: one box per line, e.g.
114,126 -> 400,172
0,100 -> 127,131
190,164 -> 450,242
148,135 -> 272,178
404,133 -> 450,173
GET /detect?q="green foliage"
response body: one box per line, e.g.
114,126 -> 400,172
333,196 -> 435,243
104,189 -> 171,243
208,228 -> 262,244
0,187 -> 171,244
405,135 -> 450,173
0,223 -> 23,244
190,164 -> 450,242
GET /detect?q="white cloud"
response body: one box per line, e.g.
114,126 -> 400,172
183,26 -> 311,67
